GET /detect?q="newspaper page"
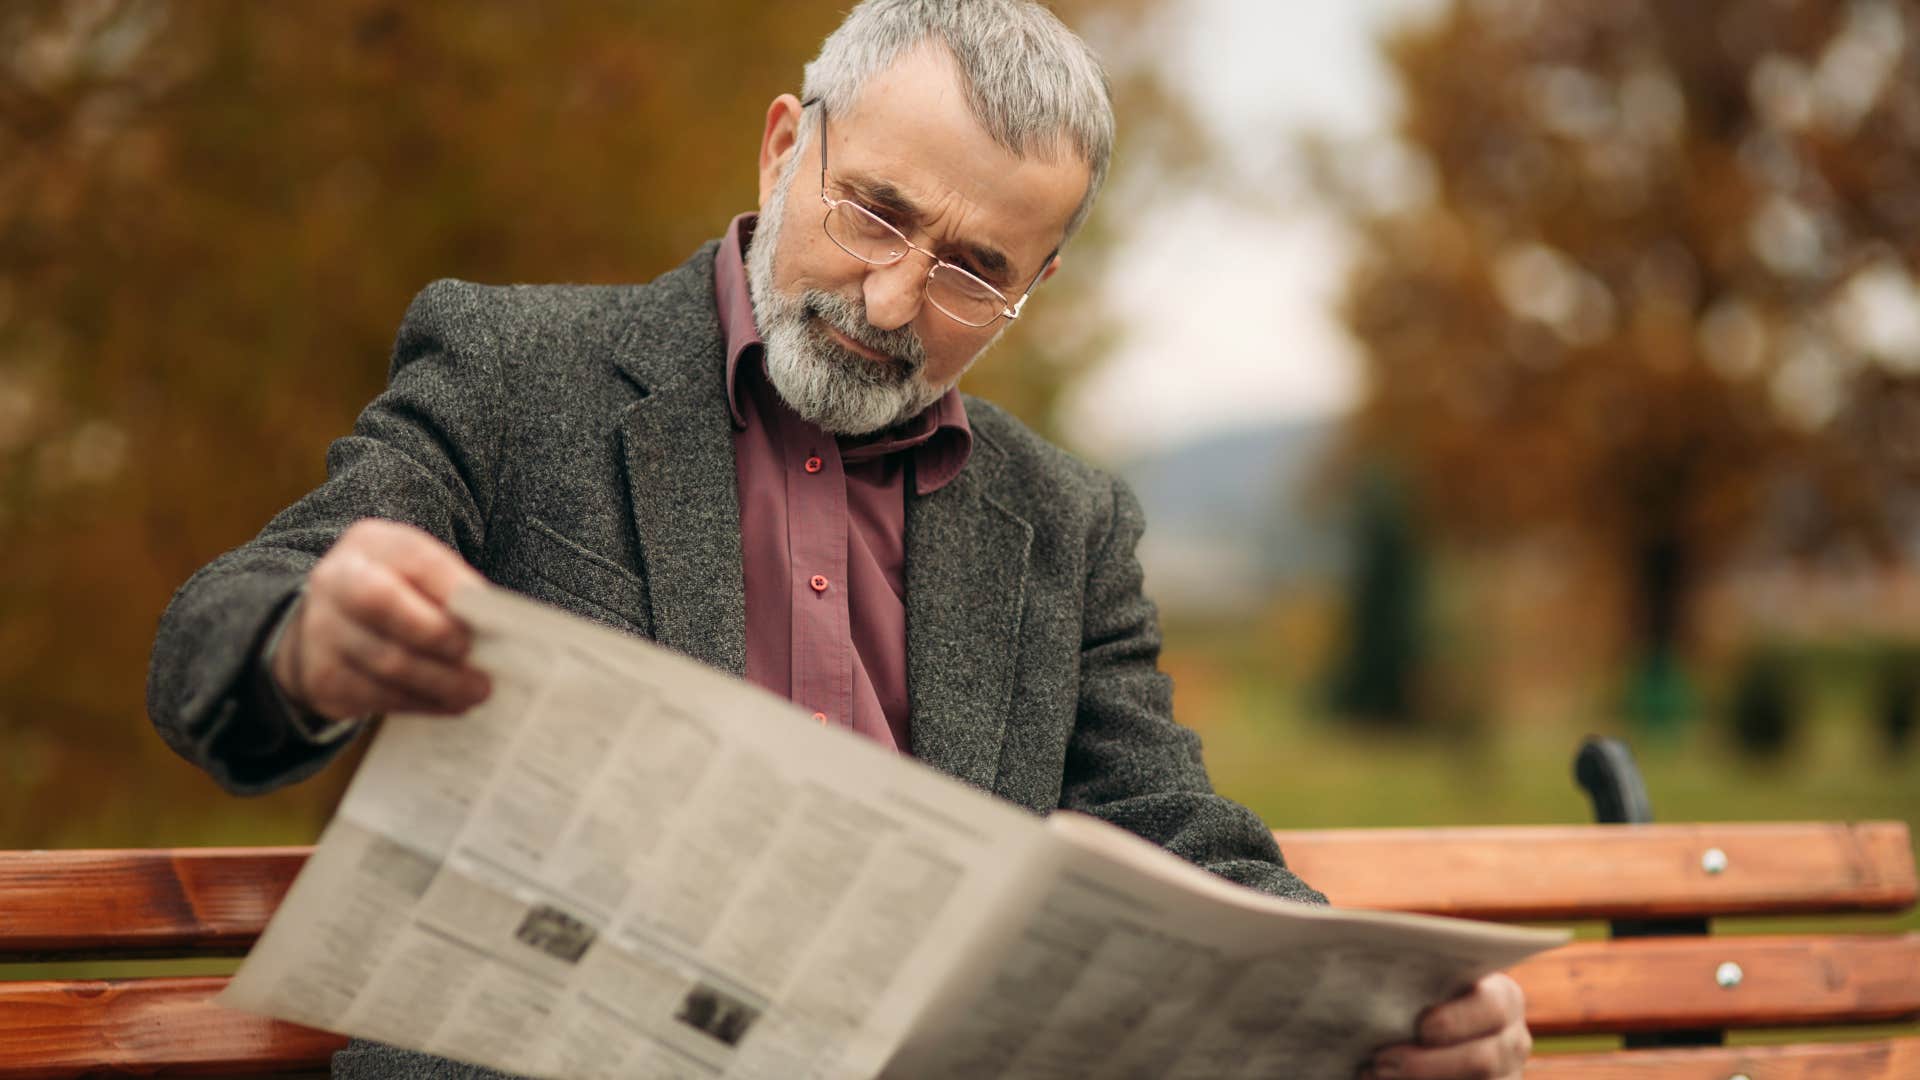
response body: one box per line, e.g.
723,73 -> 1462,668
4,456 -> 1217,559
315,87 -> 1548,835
883,813 -> 1565,1080
223,581 -> 1565,1080
221,582 -> 1053,1080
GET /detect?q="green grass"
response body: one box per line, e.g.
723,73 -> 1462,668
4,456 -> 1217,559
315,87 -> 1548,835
1184,649 -> 1920,1048
1,956 -> 239,982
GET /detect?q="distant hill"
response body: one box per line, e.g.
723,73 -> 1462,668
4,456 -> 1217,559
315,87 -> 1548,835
1116,418 -> 1345,615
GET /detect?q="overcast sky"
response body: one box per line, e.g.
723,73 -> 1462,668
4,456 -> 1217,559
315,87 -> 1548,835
1063,0 -> 1442,460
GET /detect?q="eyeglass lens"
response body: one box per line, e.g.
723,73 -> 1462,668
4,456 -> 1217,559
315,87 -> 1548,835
823,201 -> 1006,327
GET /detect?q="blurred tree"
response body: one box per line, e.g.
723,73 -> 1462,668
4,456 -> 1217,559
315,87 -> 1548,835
1728,642 -> 1797,757
0,0 -> 1197,845
1321,0 -> 1920,726
1326,466 -> 1428,726
1875,644 -> 1919,754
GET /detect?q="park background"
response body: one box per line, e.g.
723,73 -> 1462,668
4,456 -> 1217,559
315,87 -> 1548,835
4,0 -> 1918,1049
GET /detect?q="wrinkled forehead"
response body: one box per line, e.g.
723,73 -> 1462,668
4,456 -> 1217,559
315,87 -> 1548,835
827,45 -> 1090,272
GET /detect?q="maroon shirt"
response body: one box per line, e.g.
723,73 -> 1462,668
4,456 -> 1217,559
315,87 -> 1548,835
714,214 -> 971,753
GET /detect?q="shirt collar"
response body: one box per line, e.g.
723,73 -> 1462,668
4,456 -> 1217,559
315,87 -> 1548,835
715,212 -> 765,432
715,211 -> 972,495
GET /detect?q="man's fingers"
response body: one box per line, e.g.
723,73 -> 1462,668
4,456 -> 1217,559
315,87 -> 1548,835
287,520 -> 489,720
1417,974 -> 1522,1047
1365,1018 -> 1530,1080
332,554 -> 472,661
301,654 -> 444,720
345,518 -> 484,605
324,603 -> 490,713
1360,974 -> 1529,1080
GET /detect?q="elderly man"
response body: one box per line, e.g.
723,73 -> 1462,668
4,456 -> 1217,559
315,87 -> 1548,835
149,1 -> 1528,1076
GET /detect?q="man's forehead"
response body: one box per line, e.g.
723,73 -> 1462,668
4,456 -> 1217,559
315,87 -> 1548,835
833,170 -> 1017,280
826,45 -> 1088,262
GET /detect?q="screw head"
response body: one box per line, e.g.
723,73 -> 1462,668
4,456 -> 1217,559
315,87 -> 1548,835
1715,961 -> 1744,988
1701,847 -> 1729,874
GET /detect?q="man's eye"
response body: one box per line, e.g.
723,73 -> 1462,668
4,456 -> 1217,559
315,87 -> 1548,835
968,267 -> 1008,290
946,258 -> 988,281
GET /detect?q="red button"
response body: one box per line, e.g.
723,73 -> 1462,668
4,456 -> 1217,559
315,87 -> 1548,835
812,711 -> 828,725
804,456 -> 823,474
809,574 -> 829,593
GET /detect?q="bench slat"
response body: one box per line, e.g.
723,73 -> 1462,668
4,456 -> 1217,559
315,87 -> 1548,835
1272,822 -> 1917,920
2,972 -> 1913,1076
0,977 -> 345,1078
5,825 -> 1912,960
1517,933 -> 1920,1034
0,848 -> 307,960
1523,1036 -> 1920,1079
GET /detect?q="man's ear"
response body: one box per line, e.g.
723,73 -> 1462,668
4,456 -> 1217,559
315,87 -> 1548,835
758,94 -> 806,209
1040,255 -> 1063,284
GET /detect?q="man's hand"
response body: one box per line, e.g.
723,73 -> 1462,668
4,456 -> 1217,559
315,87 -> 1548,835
272,519 -> 491,722
1360,973 -> 1530,1080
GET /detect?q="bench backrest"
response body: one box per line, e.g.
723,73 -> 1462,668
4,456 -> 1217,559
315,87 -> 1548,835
2,824 -> 1916,1077
1275,820 -> 1920,1079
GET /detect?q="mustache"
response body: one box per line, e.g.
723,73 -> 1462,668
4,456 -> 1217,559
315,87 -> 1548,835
802,290 -> 926,371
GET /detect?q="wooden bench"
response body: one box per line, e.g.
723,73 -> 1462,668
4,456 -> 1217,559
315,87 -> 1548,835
3,744 -> 1915,1077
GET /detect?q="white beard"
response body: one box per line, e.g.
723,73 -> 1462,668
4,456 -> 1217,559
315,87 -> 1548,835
746,142 -> 952,437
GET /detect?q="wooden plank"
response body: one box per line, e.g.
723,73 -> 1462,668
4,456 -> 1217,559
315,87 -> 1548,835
1526,1036 -> 1920,1079
0,972 -> 1910,1077
2,822 -> 1912,960
1272,822 -> 1917,920
0,977 -> 345,1078
1516,934 -> 1920,1035
0,848 -> 307,959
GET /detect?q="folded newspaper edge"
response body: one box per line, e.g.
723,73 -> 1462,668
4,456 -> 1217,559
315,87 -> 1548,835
220,582 -> 1567,1080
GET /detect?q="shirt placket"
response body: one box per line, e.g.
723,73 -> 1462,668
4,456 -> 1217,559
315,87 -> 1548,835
787,437 -> 852,729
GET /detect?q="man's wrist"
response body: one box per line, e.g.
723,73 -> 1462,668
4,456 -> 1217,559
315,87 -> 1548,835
262,588 -> 363,746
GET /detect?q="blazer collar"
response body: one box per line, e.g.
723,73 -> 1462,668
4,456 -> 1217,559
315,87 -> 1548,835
904,428 -> 1032,795
609,242 -> 749,677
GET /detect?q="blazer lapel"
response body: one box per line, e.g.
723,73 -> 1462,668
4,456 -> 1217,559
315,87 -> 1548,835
905,437 -> 1032,794
609,244 -> 747,677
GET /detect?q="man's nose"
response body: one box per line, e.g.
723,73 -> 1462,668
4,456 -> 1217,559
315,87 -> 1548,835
862,258 -> 927,332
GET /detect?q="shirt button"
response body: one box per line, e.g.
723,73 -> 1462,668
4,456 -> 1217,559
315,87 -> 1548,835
804,456 -> 823,474
809,574 -> 829,593
812,711 -> 828,725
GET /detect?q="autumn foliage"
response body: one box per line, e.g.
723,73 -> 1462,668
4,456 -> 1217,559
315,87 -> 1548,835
1328,0 -> 1920,679
0,0 -> 1182,845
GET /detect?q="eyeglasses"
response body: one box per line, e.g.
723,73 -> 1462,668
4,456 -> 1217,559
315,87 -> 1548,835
809,101 -> 1053,328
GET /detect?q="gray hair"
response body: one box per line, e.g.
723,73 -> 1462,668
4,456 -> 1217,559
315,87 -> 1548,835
801,0 -> 1115,242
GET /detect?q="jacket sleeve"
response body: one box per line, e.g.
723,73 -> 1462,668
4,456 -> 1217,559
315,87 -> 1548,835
146,280 -> 503,795
1058,475 -> 1327,905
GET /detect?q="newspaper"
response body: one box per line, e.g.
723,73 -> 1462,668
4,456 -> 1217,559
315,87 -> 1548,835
221,582 -> 1565,1079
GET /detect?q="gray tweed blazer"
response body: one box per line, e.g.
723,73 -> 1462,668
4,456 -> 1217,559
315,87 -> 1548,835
147,240 -> 1323,1078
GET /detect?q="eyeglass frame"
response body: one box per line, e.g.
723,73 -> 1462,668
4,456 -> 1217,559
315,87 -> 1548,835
804,97 -> 1056,328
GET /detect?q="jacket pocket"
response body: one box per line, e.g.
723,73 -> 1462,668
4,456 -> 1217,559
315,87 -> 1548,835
495,517 -> 652,638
